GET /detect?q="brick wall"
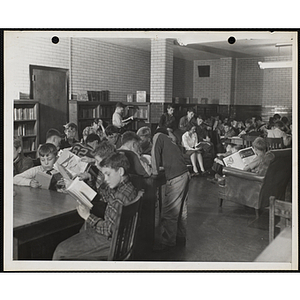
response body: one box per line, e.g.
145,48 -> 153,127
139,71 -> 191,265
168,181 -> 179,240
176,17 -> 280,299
7,34 -> 70,100
173,57 -> 193,98
8,35 -> 151,103
193,56 -> 292,113
71,38 -> 151,102
193,59 -> 222,104
150,39 -> 173,103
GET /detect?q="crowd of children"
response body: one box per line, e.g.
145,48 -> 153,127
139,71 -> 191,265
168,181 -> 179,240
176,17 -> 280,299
13,102 -> 292,260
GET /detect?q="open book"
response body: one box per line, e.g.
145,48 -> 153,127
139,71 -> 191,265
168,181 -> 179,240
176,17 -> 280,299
123,116 -> 134,123
35,171 -> 53,189
222,147 -> 257,170
65,177 -> 96,209
55,163 -> 96,209
195,141 -> 211,152
54,149 -> 88,178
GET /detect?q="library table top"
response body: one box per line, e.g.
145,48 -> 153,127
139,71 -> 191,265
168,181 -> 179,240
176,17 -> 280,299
13,186 -> 78,230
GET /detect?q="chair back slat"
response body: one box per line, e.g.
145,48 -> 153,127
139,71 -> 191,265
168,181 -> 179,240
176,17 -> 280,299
265,137 -> 284,150
269,196 -> 292,243
108,190 -> 144,261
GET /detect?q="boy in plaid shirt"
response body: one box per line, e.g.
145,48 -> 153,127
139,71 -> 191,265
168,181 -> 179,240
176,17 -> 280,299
52,152 -> 137,260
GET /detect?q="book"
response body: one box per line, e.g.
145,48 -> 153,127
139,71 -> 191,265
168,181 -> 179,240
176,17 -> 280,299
35,171 -> 53,189
222,147 -> 257,170
66,177 -> 96,209
195,141 -> 212,152
54,149 -> 88,178
123,116 -> 134,123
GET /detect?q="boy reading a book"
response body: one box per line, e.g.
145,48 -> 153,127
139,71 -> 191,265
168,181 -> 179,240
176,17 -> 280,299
52,152 -> 138,260
13,143 -> 62,190
243,137 -> 271,175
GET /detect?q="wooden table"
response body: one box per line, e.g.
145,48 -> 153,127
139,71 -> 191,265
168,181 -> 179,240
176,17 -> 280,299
254,227 -> 292,262
13,186 -> 84,260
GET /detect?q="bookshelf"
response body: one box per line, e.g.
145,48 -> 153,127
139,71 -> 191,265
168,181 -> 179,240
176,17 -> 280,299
69,101 -> 151,138
14,100 -> 39,158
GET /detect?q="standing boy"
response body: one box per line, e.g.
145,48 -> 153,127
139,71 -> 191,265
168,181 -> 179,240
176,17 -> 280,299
151,128 -> 190,250
52,152 -> 138,260
112,102 -> 133,133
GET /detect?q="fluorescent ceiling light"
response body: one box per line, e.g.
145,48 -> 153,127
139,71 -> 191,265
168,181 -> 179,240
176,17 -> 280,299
258,61 -> 293,69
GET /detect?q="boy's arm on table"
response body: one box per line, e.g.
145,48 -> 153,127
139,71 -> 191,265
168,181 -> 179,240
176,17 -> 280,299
13,166 -> 41,186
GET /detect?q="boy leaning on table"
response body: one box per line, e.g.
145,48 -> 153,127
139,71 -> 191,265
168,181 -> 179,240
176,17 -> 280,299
52,152 -> 138,260
13,143 -> 63,190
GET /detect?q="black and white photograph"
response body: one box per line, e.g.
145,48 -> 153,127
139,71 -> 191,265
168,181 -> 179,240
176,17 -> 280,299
3,30 -> 298,272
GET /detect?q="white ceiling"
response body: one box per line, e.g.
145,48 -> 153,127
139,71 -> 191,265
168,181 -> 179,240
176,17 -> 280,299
95,34 -> 293,61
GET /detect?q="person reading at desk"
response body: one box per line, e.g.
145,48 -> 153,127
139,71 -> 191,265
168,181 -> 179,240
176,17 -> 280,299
52,152 -> 137,260
13,143 -> 63,190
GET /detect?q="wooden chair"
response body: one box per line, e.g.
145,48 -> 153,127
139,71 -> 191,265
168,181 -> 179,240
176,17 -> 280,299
107,190 -> 144,261
265,137 -> 284,150
242,135 -> 257,147
269,196 -> 292,243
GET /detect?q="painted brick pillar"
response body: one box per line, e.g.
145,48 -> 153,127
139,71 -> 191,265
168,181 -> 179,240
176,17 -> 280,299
150,39 -> 174,123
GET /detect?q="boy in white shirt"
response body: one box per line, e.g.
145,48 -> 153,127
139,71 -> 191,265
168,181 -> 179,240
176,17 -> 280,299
14,143 -> 61,190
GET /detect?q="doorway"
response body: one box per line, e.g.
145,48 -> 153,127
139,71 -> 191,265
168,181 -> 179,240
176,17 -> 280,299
30,65 -> 69,144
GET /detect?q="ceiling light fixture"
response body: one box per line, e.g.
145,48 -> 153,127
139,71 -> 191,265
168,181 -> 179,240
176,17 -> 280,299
275,43 -> 292,47
258,61 -> 293,69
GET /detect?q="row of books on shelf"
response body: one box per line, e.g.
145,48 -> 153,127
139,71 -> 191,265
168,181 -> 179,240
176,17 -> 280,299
87,90 -> 110,102
22,138 -> 36,152
99,106 -> 114,119
14,107 -> 36,121
79,108 -> 99,119
14,124 -> 35,136
130,108 -> 148,119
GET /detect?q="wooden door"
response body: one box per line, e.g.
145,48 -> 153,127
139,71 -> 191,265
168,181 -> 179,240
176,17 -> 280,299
30,65 -> 69,143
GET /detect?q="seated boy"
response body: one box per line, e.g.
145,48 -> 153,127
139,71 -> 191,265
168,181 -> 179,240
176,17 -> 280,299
243,137 -> 272,176
13,136 -> 34,176
13,143 -> 62,190
78,140 -> 116,192
52,152 -> 138,260
208,142 -> 240,183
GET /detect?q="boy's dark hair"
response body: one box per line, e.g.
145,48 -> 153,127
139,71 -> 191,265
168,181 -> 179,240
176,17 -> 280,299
116,102 -> 125,108
187,107 -> 195,113
39,143 -> 58,157
99,152 -> 130,173
186,122 -> 196,132
273,113 -> 281,120
121,131 -> 140,145
281,116 -> 289,125
105,125 -> 119,136
86,133 -> 100,144
245,118 -> 253,125
92,140 -> 116,159
223,123 -> 231,127
46,128 -> 63,139
92,118 -> 101,125
252,137 -> 267,151
14,136 -> 22,149
166,104 -> 175,110
255,116 -> 262,122
274,120 -> 284,130
137,126 -> 151,138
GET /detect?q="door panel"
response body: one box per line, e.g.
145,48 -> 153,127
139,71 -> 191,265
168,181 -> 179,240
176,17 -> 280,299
31,66 -> 68,143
